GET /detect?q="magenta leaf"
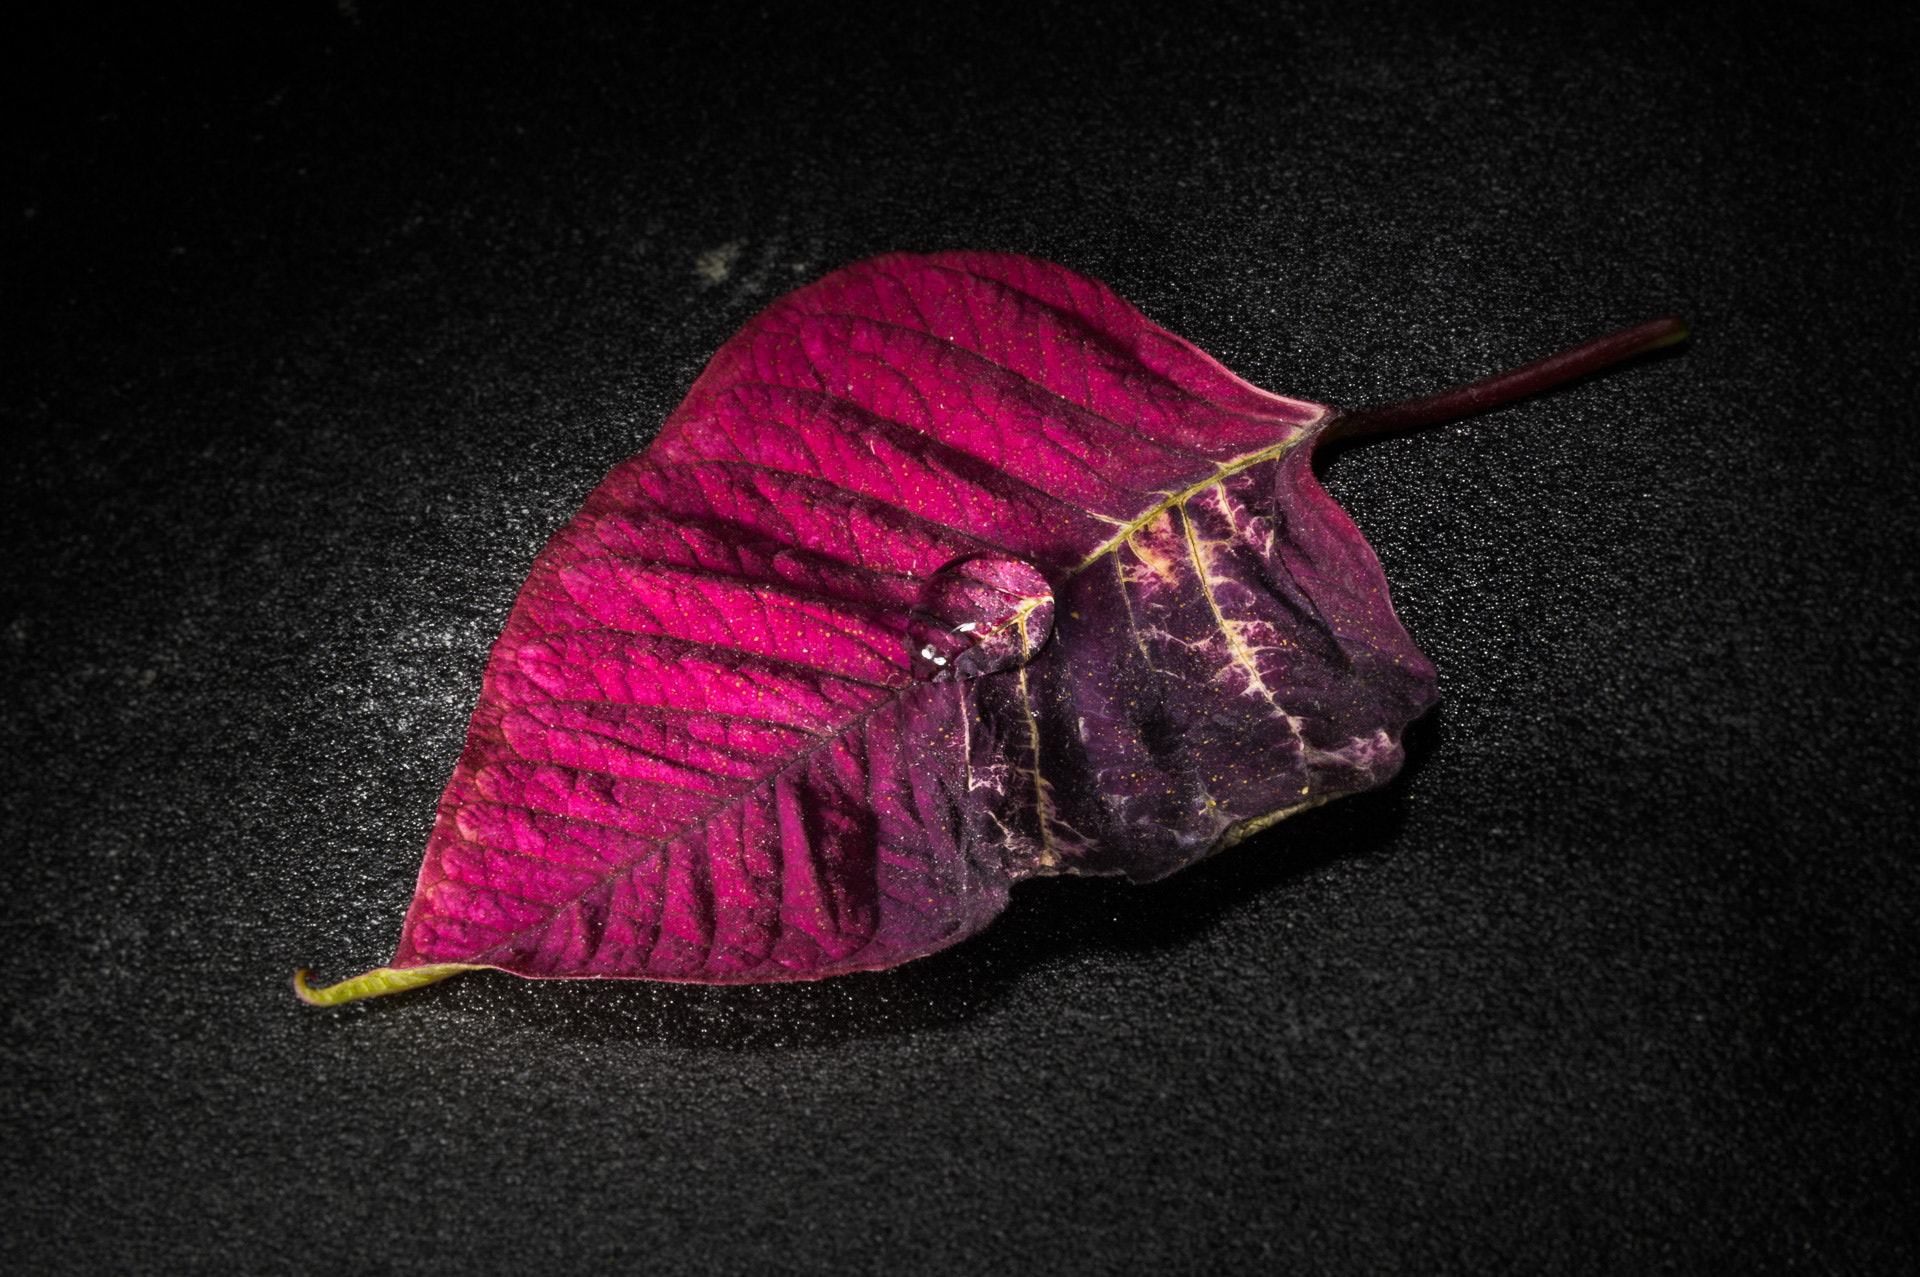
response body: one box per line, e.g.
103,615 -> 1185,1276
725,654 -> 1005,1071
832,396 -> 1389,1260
296,252 -> 1685,1004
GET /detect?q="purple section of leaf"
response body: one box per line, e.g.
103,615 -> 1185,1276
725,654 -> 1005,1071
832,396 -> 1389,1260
382,251 -> 1436,985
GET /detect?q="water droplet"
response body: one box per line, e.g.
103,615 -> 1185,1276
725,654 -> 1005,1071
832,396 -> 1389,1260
906,554 -> 1055,682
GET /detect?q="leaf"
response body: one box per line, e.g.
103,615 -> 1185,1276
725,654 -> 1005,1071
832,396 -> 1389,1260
296,251 -> 1685,1004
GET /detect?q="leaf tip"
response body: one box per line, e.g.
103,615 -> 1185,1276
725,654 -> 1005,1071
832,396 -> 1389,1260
292,964 -> 480,1007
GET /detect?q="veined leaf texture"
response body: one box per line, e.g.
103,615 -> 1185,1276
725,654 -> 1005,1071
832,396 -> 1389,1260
297,251 -> 1684,1004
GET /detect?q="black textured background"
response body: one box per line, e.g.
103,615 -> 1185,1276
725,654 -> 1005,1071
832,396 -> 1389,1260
6,2 -> 1916,1271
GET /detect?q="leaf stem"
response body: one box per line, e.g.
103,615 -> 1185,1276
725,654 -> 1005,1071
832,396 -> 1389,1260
1328,315 -> 1689,442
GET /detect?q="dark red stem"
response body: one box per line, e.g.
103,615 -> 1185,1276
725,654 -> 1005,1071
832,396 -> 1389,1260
1327,315 -> 1689,443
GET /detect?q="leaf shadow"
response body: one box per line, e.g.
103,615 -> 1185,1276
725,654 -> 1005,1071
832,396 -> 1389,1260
428,710 -> 1442,1051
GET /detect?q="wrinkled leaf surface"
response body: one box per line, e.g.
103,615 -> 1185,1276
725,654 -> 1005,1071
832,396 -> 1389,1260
321,252 -> 1438,993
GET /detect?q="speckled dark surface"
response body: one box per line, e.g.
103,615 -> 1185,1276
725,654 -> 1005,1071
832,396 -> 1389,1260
6,2 -> 1916,1271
